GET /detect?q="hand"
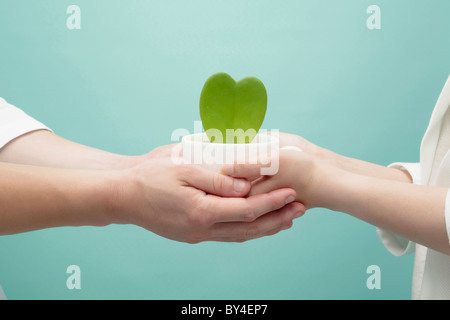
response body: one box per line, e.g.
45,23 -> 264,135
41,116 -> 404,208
265,132 -> 412,184
222,149 -> 332,210
142,143 -> 179,160
110,155 -> 306,243
265,131 -> 327,159
224,143 -> 450,255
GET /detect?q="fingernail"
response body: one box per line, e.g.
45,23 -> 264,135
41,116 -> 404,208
234,179 -> 248,193
285,195 -> 295,204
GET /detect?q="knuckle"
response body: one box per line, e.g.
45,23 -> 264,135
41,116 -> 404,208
271,195 -> 286,211
211,173 -> 225,193
281,217 -> 293,228
188,198 -> 211,226
272,220 -> 293,235
242,205 -> 257,222
285,221 -> 294,229
175,164 -> 193,180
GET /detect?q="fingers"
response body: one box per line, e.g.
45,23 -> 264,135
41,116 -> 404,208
177,163 -> 307,243
181,165 -> 251,197
207,201 -> 306,242
247,176 -> 278,198
199,187 -> 297,223
264,131 -> 306,151
221,162 -> 267,179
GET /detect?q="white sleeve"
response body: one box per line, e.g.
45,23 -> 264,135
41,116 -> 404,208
445,189 -> 450,247
376,162 -> 421,256
0,97 -> 51,149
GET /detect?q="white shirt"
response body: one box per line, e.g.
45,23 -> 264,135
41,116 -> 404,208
378,75 -> 450,300
0,97 -> 50,149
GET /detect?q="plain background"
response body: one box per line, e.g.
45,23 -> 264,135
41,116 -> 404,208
0,0 -> 449,299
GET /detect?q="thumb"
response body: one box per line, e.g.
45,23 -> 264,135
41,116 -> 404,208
183,165 -> 251,197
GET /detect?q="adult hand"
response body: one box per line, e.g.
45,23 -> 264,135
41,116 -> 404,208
110,155 -> 305,243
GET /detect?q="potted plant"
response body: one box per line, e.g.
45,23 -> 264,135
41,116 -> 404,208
182,72 -> 281,174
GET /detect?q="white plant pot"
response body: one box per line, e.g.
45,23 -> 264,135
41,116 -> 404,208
181,132 -> 280,175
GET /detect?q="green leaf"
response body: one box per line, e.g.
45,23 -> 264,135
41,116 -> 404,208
199,72 -> 267,144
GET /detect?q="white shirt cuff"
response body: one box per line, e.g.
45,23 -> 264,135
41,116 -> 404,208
376,162 -> 421,256
445,189 -> 450,246
0,102 -> 51,149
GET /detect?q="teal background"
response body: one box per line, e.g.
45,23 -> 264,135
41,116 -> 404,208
0,0 -> 449,300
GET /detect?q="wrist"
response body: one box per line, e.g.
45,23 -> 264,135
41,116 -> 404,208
102,165 -> 154,228
109,154 -> 144,170
312,162 -> 356,211
102,169 -> 135,226
313,145 -> 337,162
313,146 -> 348,173
78,170 -> 126,227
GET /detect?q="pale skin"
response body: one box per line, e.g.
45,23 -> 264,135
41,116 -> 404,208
0,130 -> 306,242
222,132 -> 450,256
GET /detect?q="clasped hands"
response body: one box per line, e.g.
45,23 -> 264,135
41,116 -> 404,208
114,132 -> 331,244
0,130 -> 311,239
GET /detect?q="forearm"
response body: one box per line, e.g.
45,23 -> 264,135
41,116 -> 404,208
0,162 -> 115,235
320,168 -> 449,255
0,130 -> 139,170
276,132 -> 412,183
316,147 -> 413,183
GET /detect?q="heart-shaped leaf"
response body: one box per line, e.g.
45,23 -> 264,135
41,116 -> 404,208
200,72 -> 267,144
